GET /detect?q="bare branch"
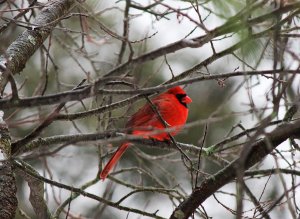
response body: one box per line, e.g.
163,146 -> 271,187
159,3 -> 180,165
170,120 -> 300,219
0,0 -> 77,91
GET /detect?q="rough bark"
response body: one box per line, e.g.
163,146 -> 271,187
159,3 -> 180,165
170,120 -> 300,219
0,161 -> 17,219
0,122 -> 17,219
15,162 -> 52,219
0,0 -> 77,91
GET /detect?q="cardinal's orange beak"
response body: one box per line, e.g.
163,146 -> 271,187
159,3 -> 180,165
182,95 -> 192,104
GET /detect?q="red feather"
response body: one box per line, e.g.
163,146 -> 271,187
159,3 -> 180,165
100,86 -> 192,180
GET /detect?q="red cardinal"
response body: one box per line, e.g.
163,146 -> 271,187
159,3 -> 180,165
100,86 -> 192,180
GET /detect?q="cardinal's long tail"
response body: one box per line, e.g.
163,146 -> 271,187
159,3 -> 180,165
100,143 -> 130,180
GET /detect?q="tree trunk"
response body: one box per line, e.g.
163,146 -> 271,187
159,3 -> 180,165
0,161 -> 17,219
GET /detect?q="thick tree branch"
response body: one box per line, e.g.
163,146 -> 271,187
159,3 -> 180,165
0,0 -> 77,91
170,120 -> 300,219
1,69 -> 296,110
19,130 -> 203,155
15,162 -> 52,219
0,161 -> 17,219
0,115 -> 17,219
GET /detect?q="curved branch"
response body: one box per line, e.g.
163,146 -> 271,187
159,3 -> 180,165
14,162 -> 52,219
0,77 -> 122,109
14,160 -> 165,219
1,69 -> 289,110
170,120 -> 300,219
20,131 -> 202,155
101,2 -> 300,80
0,0 -> 77,91
0,122 -> 17,219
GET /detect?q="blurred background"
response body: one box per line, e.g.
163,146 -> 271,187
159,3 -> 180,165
1,0 -> 300,218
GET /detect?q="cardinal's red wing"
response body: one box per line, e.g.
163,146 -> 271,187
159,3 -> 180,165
126,98 -> 161,129
126,94 -> 187,139
99,86 -> 191,181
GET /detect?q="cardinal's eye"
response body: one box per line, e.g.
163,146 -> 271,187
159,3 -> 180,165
175,94 -> 188,107
176,93 -> 186,100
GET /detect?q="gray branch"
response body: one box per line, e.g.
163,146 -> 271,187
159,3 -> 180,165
0,120 -> 17,219
170,120 -> 300,219
15,161 -> 52,219
0,0 -> 77,91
